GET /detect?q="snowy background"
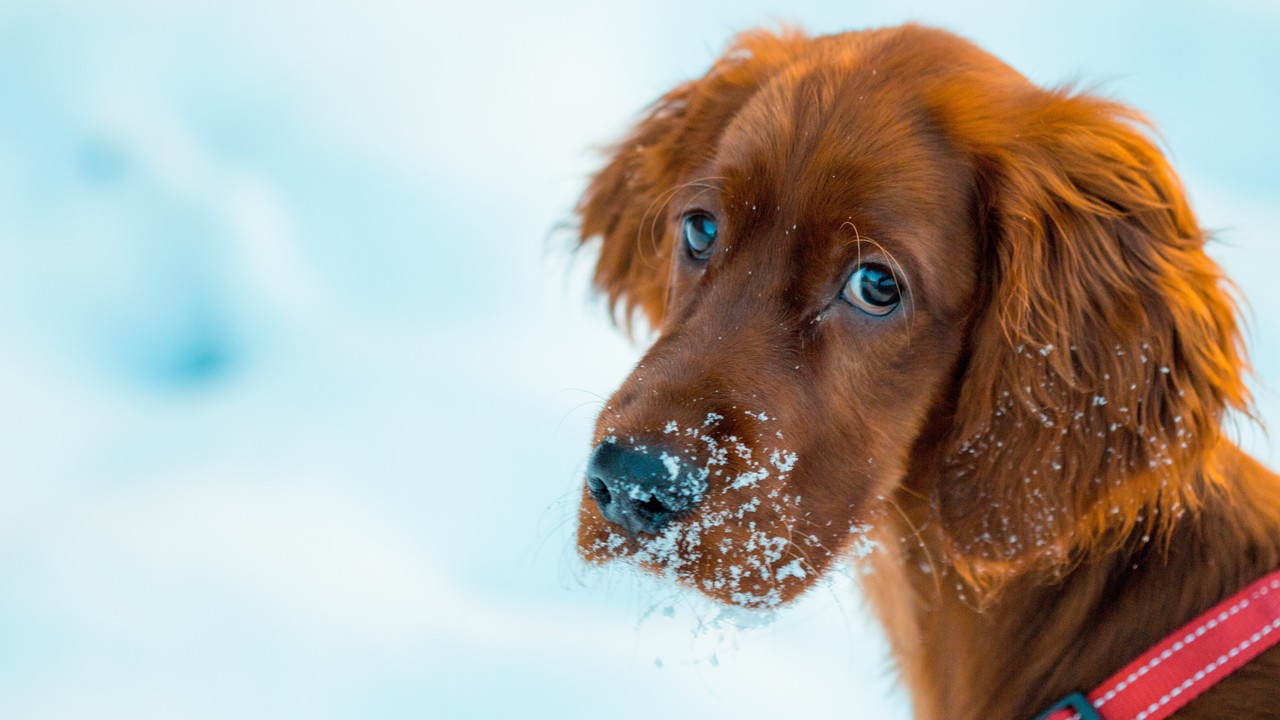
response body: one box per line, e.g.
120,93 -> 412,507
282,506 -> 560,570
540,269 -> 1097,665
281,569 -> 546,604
0,1 -> 1277,718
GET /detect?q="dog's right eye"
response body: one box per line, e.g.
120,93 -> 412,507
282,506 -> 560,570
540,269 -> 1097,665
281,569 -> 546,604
843,263 -> 901,316
682,213 -> 717,260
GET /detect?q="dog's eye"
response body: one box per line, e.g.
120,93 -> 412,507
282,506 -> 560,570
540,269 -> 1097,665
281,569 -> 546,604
682,213 -> 717,260
843,263 -> 900,316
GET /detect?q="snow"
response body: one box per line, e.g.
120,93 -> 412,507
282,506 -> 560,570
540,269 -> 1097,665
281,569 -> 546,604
659,451 -> 683,482
0,1 -> 1276,720
777,559 -> 808,581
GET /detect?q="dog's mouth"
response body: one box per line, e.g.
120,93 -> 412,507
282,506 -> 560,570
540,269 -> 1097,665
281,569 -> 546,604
576,415 -> 836,609
580,506 -> 815,610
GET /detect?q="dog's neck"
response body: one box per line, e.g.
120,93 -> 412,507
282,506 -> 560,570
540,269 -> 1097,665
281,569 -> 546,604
865,442 -> 1280,720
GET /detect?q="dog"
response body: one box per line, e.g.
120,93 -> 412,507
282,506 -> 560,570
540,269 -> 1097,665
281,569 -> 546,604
572,24 -> 1280,719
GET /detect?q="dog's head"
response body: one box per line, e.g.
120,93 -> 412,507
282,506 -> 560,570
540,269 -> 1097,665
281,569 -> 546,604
574,25 -> 1248,607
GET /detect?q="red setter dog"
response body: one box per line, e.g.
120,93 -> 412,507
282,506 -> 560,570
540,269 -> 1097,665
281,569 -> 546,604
573,25 -> 1280,719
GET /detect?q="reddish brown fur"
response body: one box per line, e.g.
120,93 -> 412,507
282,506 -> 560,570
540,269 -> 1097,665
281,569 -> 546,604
574,24 -> 1280,718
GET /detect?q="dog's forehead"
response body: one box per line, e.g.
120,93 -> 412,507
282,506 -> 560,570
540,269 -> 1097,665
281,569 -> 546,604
704,62 -> 977,310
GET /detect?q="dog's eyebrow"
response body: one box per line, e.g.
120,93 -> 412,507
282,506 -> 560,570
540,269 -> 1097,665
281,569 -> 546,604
837,223 -> 919,289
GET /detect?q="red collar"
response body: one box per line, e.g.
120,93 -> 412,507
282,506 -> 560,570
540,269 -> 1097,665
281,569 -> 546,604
1034,568 -> 1280,720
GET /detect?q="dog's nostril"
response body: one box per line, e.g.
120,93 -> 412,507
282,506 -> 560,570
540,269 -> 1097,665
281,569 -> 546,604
587,476 -> 612,506
637,495 -> 669,517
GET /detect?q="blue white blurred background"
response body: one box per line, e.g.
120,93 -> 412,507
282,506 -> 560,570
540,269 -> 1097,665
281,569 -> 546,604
1,1 -> 1277,718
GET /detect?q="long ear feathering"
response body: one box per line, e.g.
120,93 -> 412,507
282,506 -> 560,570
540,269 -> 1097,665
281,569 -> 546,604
928,75 -> 1252,594
575,28 -> 810,331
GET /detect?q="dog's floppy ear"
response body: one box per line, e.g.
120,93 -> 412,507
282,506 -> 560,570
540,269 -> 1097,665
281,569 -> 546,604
577,29 -> 808,329
935,88 -> 1251,588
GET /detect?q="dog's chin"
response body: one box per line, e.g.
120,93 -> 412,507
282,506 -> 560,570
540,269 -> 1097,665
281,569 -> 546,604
576,498 -> 831,610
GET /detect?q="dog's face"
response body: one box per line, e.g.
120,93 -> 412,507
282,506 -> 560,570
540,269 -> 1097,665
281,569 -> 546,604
575,26 -> 1246,607
577,53 -> 979,607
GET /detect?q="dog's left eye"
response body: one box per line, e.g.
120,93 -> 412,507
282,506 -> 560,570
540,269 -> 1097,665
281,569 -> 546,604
842,263 -> 901,316
682,213 -> 717,260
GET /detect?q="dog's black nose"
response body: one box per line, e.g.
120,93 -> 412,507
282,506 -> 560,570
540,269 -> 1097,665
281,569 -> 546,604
586,441 -> 701,536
